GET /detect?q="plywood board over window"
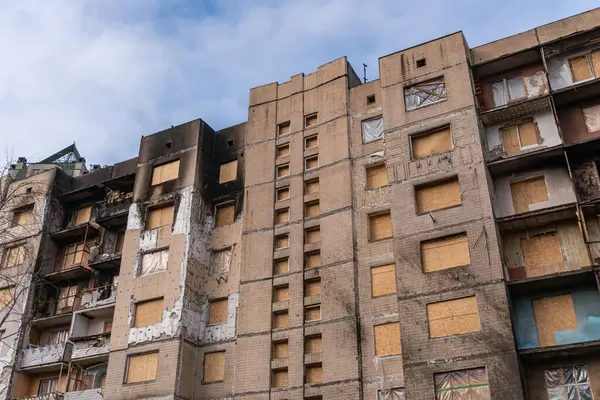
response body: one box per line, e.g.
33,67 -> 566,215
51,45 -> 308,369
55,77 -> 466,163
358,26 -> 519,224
369,212 -> 392,241
126,352 -> 159,383
533,294 -> 578,347
208,298 -> 228,324
305,135 -> 318,149
215,203 -> 235,227
277,164 -> 290,178
275,234 -> 289,249
374,322 -> 401,357
305,363 -> 322,384
278,122 -> 291,136
570,56 -> 593,82
277,144 -> 290,157
501,121 -> 539,156
305,114 -> 318,128
273,310 -> 289,329
276,187 -> 290,201
520,232 -> 564,278
366,164 -> 388,190
147,204 -> 175,230
151,160 -> 180,186
272,369 -> 288,388
510,176 -> 548,214
274,258 -> 289,275
583,104 -> 600,133
305,278 -> 321,296
273,341 -> 288,359
275,208 -> 289,224
74,205 -> 92,226
13,205 -> 34,226
273,285 -> 289,302
219,160 -> 238,183
305,305 -> 321,322
305,252 -> 320,269
305,201 -> 319,218
592,51 -> 600,77
415,178 -> 461,214
134,298 -> 164,328
371,264 -> 397,297
203,351 -> 225,383
305,227 -> 320,244
305,335 -> 322,354
411,127 -> 452,159
422,234 -> 470,272
305,178 -> 319,194
427,296 -> 480,338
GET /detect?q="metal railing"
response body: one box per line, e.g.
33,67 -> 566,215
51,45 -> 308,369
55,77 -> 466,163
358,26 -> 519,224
14,392 -> 64,400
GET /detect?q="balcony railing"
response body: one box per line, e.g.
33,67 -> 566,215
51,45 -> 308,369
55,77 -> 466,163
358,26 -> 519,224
78,285 -> 116,310
52,246 -> 91,274
14,393 -> 64,400
21,342 -> 73,369
34,295 -> 82,319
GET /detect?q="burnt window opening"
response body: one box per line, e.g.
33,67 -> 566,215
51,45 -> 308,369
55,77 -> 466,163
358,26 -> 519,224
165,141 -> 172,149
366,94 -> 376,105
416,58 -> 427,68
227,139 -> 234,147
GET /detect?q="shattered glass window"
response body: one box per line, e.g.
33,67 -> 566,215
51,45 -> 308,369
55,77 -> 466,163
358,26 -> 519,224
492,75 -> 526,107
434,367 -> 490,400
404,77 -> 447,111
377,388 -> 405,400
362,117 -> 384,143
545,365 -> 593,400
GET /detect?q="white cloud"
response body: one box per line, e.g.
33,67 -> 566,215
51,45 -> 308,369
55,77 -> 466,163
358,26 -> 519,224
0,0 -> 597,165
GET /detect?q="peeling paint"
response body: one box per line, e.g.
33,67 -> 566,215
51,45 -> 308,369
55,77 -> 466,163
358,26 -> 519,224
524,71 -> 549,98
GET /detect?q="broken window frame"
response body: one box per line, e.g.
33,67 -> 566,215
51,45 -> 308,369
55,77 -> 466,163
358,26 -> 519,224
544,365 -> 592,400
38,378 -> 59,395
491,75 -> 527,107
361,116 -> 384,143
404,77 -> 447,111
567,51 -> 599,83
500,120 -> 540,153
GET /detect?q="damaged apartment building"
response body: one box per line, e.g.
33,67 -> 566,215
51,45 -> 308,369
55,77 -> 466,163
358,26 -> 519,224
1,6 -> 600,400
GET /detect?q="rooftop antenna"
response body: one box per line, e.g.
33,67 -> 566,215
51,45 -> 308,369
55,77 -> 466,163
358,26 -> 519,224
363,63 -> 368,83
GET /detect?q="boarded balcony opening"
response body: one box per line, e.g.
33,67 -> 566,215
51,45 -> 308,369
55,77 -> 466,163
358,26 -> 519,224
272,368 -> 288,388
276,186 -> 290,201
305,227 -> 320,244
411,126 -> 452,160
533,294 -> 578,347
569,55 -> 593,82
203,351 -> 225,383
305,305 -> 321,322
583,104 -> 600,133
305,251 -> 321,269
275,208 -> 290,224
305,201 -> 319,218
422,234 -> 470,272
305,363 -> 322,384
371,264 -> 396,297
133,298 -> 164,328
434,367 -> 489,399
366,94 -> 376,105
139,248 -> 169,276
74,205 -> 92,226
208,298 -> 228,325
520,232 -> 564,278
362,116 -> 384,143
275,234 -> 290,250
273,340 -> 288,359
277,164 -> 290,178
305,178 -> 319,194
501,121 -> 539,156
273,310 -> 289,329
427,296 -> 480,338
151,159 -> 180,186
305,113 -> 318,128
219,160 -> 238,183
274,258 -> 289,275
305,135 -> 319,149
405,77 -> 446,110
368,211 -> 392,242
215,203 -> 235,227
147,203 -> 174,230
273,285 -> 289,302
510,175 -> 548,214
415,177 -> 461,214
374,322 -> 401,357
305,334 -> 322,354
492,75 -> 526,107
210,247 -> 232,275
125,352 -> 158,383
305,278 -> 321,296
277,144 -> 290,157
278,121 -> 291,136
305,155 -> 319,170
366,164 -> 388,190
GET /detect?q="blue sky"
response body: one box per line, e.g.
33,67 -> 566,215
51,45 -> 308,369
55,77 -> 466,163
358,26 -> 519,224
1,0 -> 598,166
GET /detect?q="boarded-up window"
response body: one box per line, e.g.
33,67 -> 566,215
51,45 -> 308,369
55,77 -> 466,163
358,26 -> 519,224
305,114 -> 318,128
427,296 -> 480,338
305,334 -> 322,354
203,351 -> 225,383
139,249 -> 169,276
411,127 -> 452,160
275,234 -> 289,250
377,388 -> 406,400
277,164 -> 290,178
533,294 -> 578,347
366,164 -> 388,190
583,104 -> 600,133
5,245 -> 25,268
208,299 -> 228,324
362,117 -> 384,143
57,285 -> 77,312
219,160 -> 238,183
374,322 -> 401,357
277,144 -> 290,157
210,248 -> 232,275
273,341 -> 288,359
434,367 -> 490,399
369,212 -> 392,241
305,178 -> 319,194
134,298 -> 163,327
151,160 -> 180,186
520,232 -> 563,278
305,155 -> 319,170
278,122 -> 291,136
305,135 -> 318,149
74,205 -> 92,226
305,278 -> 321,296
405,77 -> 447,110
510,176 -> 548,214
305,201 -> 319,218
126,352 -> 158,383
305,363 -> 322,384
0,287 -> 14,308
305,227 -> 320,244
492,75 -> 526,107
273,285 -> 289,302
147,204 -> 174,230
415,178 -> 461,214
570,56 -> 593,82
593,51 -> 600,77
215,203 -> 235,227
305,305 -> 321,322
272,368 -> 288,388
422,234 -> 470,272
371,264 -> 396,297
276,187 -> 290,201
273,310 -> 288,329
274,258 -> 289,275
13,204 -> 34,227
501,121 -> 539,155
305,251 -> 320,269
275,208 -> 289,224
63,243 -> 86,269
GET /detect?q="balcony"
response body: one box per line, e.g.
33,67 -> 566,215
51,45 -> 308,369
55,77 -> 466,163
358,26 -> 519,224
20,342 -> 72,370
42,247 -> 93,284
14,394 -> 64,400
94,193 -> 132,229
63,390 -> 103,400
50,223 -> 100,244
32,295 -> 81,327
71,336 -> 110,363
87,252 -> 121,274
78,285 -> 116,310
